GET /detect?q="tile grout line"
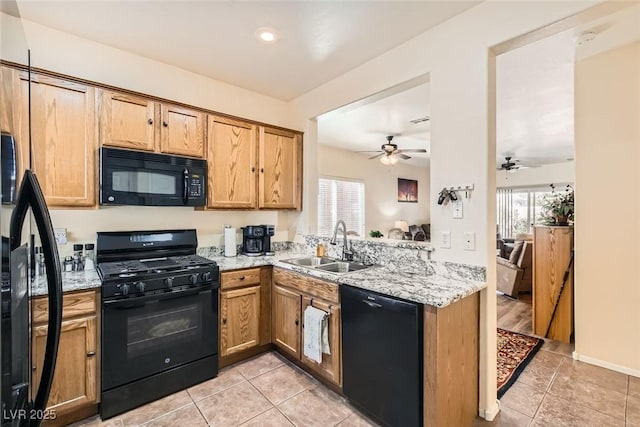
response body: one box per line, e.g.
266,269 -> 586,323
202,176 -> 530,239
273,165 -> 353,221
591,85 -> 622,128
187,389 -> 210,426
625,375 -> 630,425
133,402 -> 194,427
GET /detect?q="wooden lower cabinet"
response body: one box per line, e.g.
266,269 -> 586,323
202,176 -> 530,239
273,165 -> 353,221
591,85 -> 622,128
272,268 -> 342,387
31,290 -> 99,425
219,267 -> 272,366
220,285 -> 261,356
271,284 -> 302,358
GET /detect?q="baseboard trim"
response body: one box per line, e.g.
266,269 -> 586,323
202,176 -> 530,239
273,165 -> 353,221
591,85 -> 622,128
572,352 -> 640,377
479,400 -> 501,421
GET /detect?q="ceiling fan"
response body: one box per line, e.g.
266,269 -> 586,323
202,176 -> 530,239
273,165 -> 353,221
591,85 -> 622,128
359,136 -> 427,165
497,156 -> 539,172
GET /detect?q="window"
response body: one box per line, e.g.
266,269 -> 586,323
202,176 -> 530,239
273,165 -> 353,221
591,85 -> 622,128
318,178 -> 365,238
497,186 -> 560,239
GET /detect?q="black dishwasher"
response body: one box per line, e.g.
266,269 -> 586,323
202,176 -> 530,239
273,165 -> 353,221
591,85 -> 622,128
340,284 -> 423,427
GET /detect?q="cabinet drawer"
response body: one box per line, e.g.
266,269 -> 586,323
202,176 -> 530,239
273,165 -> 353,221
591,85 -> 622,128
221,268 -> 261,290
272,268 -> 339,304
32,290 -> 97,324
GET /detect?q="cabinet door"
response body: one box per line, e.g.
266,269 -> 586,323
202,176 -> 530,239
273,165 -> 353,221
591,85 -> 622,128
0,67 -> 28,184
99,90 -> 157,151
207,116 -> 257,208
18,72 -> 97,207
32,316 -> 98,413
258,127 -> 301,209
301,297 -> 342,386
160,104 -> 205,158
220,285 -> 261,357
272,284 -> 301,357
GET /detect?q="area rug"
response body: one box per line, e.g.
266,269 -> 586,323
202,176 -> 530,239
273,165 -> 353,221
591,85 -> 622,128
497,328 -> 543,398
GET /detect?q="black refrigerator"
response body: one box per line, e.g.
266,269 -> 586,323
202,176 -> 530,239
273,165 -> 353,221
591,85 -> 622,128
0,66 -> 64,427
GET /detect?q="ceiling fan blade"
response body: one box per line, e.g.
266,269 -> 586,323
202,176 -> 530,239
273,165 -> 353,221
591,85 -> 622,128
396,153 -> 411,160
396,149 -> 427,154
368,153 -> 386,160
357,150 -> 384,153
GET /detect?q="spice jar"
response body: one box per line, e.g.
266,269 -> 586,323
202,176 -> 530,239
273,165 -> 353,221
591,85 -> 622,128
84,243 -> 95,271
63,256 -> 73,272
72,244 -> 84,271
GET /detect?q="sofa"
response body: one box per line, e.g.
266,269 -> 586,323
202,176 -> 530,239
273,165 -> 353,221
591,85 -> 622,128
496,235 -> 533,298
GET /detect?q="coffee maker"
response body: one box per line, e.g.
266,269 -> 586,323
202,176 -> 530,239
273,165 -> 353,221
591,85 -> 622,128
241,225 -> 275,256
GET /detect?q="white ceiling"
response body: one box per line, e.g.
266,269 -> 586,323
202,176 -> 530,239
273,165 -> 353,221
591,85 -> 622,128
318,82 -> 431,168
319,4 -> 640,169
13,0 -> 478,101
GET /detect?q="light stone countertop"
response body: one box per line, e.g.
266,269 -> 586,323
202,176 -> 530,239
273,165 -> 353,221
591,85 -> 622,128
32,251 -> 486,308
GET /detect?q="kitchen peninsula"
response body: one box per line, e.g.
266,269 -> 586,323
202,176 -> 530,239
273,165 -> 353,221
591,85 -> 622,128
36,237 -> 485,427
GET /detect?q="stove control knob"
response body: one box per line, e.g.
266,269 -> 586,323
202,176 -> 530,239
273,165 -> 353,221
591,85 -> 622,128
164,277 -> 174,288
202,272 -> 212,282
189,273 -> 199,285
135,281 -> 146,293
121,283 -> 130,295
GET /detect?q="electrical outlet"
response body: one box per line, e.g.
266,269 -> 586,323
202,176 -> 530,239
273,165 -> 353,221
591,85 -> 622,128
463,232 -> 476,251
54,228 -> 67,245
440,231 -> 451,249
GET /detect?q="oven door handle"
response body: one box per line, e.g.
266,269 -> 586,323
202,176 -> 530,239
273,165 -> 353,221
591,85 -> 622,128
103,284 -> 214,309
182,168 -> 189,205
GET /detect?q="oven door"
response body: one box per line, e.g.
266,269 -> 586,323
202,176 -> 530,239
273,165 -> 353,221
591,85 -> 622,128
101,285 -> 218,391
100,147 -> 206,206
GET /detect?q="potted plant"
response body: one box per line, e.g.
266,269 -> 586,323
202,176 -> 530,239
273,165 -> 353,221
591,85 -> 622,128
369,230 -> 383,238
540,187 -> 574,226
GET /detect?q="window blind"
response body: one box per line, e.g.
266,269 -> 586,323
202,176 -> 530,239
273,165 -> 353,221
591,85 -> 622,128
318,178 -> 365,237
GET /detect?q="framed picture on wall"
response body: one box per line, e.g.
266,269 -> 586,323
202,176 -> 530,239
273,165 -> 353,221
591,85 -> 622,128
398,178 -> 418,203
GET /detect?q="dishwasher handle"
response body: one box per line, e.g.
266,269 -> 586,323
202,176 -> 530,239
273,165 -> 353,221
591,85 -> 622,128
362,299 -> 383,308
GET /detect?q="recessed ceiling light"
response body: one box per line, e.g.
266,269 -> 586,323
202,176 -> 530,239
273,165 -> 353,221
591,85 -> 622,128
256,27 -> 279,43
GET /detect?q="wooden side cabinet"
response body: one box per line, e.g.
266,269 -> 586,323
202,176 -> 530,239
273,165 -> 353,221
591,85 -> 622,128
17,72 -> 97,207
219,267 -> 272,365
98,90 -> 158,151
207,116 -> 257,208
258,126 -> 302,210
272,268 -> 342,387
31,290 -> 99,425
533,225 -> 574,342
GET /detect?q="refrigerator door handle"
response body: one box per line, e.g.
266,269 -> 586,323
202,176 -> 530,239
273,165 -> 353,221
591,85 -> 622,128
10,170 -> 63,423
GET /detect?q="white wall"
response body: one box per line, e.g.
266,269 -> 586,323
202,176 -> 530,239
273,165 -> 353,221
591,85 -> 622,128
574,41 -> 640,374
291,0 -> 604,418
318,145 -> 430,236
496,161 -> 575,188
0,12 -> 306,254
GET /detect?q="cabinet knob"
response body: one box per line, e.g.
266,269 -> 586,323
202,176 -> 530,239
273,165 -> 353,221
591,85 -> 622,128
87,351 -> 96,357
32,366 -> 36,371
239,276 -> 245,281
148,118 -> 153,125
260,168 -> 264,173
162,121 -> 168,127
251,167 -> 256,173
295,320 -> 299,326
222,318 -> 227,325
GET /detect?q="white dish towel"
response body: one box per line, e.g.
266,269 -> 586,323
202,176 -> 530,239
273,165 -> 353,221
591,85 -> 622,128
303,305 -> 331,364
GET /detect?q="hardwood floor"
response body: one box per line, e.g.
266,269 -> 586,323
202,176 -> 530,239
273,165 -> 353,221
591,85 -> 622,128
497,294 -> 533,336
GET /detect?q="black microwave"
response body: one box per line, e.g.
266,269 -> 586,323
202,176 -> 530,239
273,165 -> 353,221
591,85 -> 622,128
100,147 -> 207,206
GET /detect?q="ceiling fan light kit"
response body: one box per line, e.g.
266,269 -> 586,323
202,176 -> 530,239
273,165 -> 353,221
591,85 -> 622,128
359,135 -> 427,166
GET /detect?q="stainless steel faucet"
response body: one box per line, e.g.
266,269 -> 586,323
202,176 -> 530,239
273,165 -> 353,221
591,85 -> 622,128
330,220 -> 353,261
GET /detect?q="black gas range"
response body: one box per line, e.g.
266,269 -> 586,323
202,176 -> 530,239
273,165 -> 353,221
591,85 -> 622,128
97,229 -> 219,420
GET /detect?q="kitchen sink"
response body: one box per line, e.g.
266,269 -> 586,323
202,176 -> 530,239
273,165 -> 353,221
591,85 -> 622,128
316,261 -> 370,273
282,256 -> 337,267
281,257 -> 372,274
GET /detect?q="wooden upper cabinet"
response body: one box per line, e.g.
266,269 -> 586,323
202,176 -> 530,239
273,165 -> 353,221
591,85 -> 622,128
220,285 -> 261,357
99,90 -> 157,151
19,72 -> 97,207
272,284 -> 301,358
0,67 -> 28,182
160,104 -> 205,158
207,116 -> 257,208
259,126 -> 302,210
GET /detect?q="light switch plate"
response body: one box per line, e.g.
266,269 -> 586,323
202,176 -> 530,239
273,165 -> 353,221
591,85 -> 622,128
463,232 -> 476,251
452,201 -> 463,219
440,231 -> 451,249
54,228 -> 67,245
